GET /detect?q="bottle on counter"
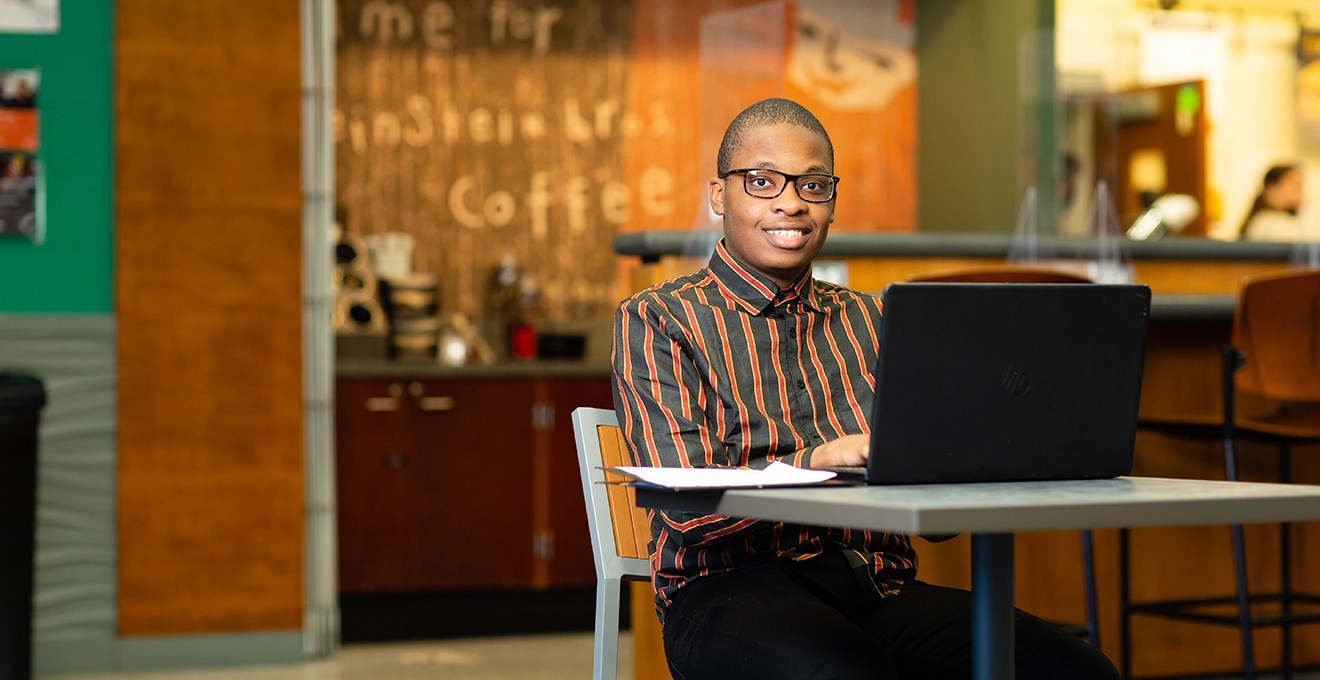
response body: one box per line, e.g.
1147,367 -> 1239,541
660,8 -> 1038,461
508,273 -> 540,360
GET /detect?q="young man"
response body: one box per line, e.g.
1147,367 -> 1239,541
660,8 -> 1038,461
613,98 -> 1118,679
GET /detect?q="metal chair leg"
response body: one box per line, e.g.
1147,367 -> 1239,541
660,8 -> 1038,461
1280,441 -> 1293,680
1120,527 -> 1132,680
1230,523 -> 1256,680
1082,529 -> 1099,648
1221,346 -> 1256,680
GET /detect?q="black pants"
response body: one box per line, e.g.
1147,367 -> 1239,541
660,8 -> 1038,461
661,552 -> 1118,680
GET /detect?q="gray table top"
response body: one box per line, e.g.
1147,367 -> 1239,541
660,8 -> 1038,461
635,476 -> 1320,535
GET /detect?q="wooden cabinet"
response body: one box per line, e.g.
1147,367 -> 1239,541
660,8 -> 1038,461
335,374 -> 615,593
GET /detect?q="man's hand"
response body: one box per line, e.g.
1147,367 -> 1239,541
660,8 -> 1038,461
808,434 -> 870,468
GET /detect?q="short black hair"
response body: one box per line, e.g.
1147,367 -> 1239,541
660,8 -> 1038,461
716,98 -> 833,176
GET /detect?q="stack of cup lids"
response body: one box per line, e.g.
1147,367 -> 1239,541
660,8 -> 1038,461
384,273 -> 440,360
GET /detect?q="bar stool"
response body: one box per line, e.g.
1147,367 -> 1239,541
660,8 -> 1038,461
906,266 -> 1101,646
1123,268 -> 1320,680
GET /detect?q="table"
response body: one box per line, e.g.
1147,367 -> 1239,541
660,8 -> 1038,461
634,477 -> 1320,680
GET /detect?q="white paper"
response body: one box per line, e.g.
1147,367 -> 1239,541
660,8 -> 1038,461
606,461 -> 837,489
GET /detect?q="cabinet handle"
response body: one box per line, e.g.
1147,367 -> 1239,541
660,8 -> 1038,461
419,396 -> 456,411
365,397 -> 401,412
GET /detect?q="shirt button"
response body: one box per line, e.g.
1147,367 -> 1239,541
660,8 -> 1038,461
789,328 -> 797,338
797,379 -> 806,389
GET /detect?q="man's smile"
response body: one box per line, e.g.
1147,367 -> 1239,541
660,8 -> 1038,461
764,226 -> 813,247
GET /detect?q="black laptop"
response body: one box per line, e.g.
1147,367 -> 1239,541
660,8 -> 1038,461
846,282 -> 1151,485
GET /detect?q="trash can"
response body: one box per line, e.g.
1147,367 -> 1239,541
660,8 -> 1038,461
0,373 -> 45,680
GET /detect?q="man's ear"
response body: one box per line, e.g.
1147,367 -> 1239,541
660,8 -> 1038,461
709,177 -> 725,216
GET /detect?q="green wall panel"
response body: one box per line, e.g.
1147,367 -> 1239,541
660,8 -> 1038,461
0,1 -> 114,313
916,0 -> 1054,233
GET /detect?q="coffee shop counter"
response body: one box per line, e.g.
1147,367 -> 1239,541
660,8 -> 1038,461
334,355 -> 616,604
614,230 -> 1319,677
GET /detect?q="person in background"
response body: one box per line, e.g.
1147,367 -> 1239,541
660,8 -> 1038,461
1240,164 -> 1304,241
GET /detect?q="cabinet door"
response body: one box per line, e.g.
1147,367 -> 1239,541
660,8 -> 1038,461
544,378 -> 617,587
336,380 -> 418,592
405,378 -> 537,590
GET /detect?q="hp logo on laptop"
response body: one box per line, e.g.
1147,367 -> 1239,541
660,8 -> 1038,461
1000,364 -> 1031,398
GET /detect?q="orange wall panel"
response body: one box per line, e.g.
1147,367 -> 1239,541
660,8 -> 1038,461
115,0 -> 304,635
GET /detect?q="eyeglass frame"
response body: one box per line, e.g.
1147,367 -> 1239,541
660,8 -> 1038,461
719,168 -> 841,204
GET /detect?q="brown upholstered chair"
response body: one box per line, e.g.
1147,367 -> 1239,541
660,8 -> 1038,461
572,407 -> 657,680
907,266 -> 1093,284
1124,268 -> 1320,680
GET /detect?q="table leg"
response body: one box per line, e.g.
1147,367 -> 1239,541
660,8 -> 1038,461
972,533 -> 1015,680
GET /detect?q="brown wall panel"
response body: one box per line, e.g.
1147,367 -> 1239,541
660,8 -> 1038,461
115,0 -> 305,635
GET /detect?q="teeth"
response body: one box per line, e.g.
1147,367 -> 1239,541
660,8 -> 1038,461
767,229 -> 806,237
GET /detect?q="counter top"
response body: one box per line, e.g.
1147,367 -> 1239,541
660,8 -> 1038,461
337,358 -> 614,380
614,230 -> 1300,262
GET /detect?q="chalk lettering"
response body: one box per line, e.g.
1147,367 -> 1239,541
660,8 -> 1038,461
600,180 -> 631,224
420,2 -> 454,50
520,111 -> 546,140
483,191 -> 517,226
349,105 -> 369,155
527,172 -> 552,240
403,95 -> 433,148
640,166 -> 674,216
469,108 -> 495,143
594,100 -> 619,139
373,111 -> 402,147
442,102 -> 461,144
566,176 -> 590,234
449,176 -> 485,228
497,106 -> 515,147
563,98 -> 592,143
360,1 -> 413,43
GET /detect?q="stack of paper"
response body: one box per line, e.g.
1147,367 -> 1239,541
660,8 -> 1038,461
604,461 -> 838,489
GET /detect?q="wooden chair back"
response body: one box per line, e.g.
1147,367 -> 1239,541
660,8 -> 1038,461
1233,268 -> 1320,402
595,420 -> 652,559
907,266 -> 1092,284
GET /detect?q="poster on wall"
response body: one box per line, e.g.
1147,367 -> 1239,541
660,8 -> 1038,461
0,0 -> 58,33
0,69 -> 41,242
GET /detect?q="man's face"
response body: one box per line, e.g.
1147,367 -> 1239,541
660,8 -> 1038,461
710,123 -> 835,289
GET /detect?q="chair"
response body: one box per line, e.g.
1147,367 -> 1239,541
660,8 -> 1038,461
572,407 -> 654,680
906,266 -> 1100,646
1123,268 -> 1320,680
906,266 -> 1093,284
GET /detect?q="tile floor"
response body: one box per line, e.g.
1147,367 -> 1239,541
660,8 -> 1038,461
42,632 -> 633,680
37,633 -> 1320,680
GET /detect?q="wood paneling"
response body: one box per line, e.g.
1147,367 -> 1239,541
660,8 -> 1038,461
115,1 -> 304,635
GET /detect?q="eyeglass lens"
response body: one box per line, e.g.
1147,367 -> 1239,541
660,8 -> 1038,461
742,170 -> 835,202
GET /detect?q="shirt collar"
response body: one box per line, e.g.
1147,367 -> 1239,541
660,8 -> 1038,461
708,240 -> 820,315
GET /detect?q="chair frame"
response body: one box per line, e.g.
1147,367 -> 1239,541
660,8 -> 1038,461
1121,269 -> 1320,680
572,407 -> 652,680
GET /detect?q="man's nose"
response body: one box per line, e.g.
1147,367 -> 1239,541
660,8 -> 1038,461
771,184 -> 809,214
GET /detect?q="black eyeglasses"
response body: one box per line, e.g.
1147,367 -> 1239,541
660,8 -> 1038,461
720,168 -> 840,203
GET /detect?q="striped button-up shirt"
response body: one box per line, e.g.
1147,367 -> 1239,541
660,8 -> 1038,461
613,240 -> 917,623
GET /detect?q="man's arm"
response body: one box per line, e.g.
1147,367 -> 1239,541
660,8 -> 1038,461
613,295 -> 733,471
612,295 -> 776,546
